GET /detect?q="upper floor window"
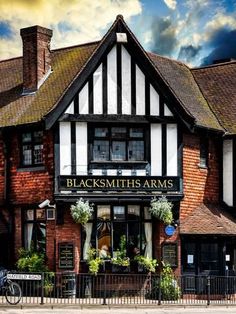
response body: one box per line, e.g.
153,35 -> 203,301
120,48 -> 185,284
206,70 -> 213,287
199,137 -> 208,168
21,131 -> 43,166
92,126 -> 145,162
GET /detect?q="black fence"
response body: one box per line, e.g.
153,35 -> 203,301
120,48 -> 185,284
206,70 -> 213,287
1,273 -> 236,305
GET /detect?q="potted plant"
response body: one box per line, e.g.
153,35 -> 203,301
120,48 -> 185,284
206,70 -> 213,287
134,255 -> 158,273
87,248 -> 103,276
111,235 -> 130,272
70,198 -> 93,226
149,196 -> 173,225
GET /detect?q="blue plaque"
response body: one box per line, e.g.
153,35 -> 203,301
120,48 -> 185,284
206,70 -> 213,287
165,225 -> 175,236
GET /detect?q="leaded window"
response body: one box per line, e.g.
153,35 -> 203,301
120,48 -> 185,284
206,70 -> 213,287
21,131 -> 43,166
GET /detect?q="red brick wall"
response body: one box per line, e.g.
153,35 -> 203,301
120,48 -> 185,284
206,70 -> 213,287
180,133 -> 220,220
9,130 -> 54,205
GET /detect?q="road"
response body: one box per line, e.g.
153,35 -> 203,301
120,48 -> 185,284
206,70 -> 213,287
1,306 -> 236,314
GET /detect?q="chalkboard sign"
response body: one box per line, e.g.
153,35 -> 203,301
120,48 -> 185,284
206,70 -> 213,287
162,243 -> 177,267
58,243 -> 74,269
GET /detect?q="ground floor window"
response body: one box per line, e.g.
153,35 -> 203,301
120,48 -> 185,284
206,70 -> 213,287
23,209 -> 46,254
82,205 -> 152,260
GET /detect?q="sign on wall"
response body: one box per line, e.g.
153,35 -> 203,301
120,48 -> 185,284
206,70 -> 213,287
58,175 -> 180,192
58,243 -> 74,269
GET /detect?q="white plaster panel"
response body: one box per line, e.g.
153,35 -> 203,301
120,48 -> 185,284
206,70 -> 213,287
107,169 -> 117,176
65,101 -> 74,114
150,84 -> 160,116
136,169 -> 146,176
223,139 -> 233,206
59,122 -> 71,175
92,169 -> 103,175
121,46 -> 131,115
136,65 -> 145,115
166,124 -> 178,176
107,45 -> 117,114
164,103 -> 173,116
79,82 -> 89,114
76,122 -> 88,175
122,169 -> 132,176
93,64 -> 103,114
151,124 -> 162,175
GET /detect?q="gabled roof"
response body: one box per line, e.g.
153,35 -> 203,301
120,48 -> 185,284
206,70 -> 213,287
180,203 -> 236,235
192,61 -> 236,134
0,15 -> 230,133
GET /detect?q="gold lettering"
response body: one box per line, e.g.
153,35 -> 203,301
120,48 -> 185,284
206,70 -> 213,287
143,180 -> 150,188
167,179 -> 173,189
66,179 -> 73,188
106,179 -> 115,188
135,179 -> 141,188
157,180 -> 167,189
85,179 -> 93,188
100,179 -> 106,188
151,180 -> 157,188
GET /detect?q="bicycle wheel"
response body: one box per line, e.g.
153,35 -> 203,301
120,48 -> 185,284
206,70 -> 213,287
5,281 -> 22,305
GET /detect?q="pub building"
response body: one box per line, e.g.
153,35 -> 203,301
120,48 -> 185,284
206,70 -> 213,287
0,15 -> 236,277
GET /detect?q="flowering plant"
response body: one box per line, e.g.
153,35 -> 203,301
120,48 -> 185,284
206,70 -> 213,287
70,198 -> 93,226
149,196 -> 173,225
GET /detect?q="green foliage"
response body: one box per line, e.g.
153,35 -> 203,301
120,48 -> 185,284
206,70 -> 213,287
134,255 -> 157,273
160,263 -> 180,300
87,248 -> 103,275
111,235 -> 130,267
149,196 -> 173,225
70,198 -> 93,226
17,247 -> 48,272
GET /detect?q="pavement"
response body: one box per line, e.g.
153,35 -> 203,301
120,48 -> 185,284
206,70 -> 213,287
1,306 -> 236,314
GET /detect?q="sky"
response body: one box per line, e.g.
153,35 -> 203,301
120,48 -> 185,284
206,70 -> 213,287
0,0 -> 236,67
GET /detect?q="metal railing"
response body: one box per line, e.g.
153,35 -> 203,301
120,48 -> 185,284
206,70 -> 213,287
1,273 -> 236,306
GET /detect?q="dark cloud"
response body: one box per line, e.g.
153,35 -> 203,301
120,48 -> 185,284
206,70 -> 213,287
201,28 -> 236,65
178,45 -> 202,63
150,16 -> 178,56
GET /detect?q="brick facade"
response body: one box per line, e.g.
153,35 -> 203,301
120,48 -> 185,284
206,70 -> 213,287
180,133 -> 220,220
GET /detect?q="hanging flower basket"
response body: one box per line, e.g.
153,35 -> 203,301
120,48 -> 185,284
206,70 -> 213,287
149,196 -> 173,225
70,198 -> 93,226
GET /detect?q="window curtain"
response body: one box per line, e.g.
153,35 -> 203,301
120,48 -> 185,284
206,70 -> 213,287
83,223 -> 93,260
25,210 -> 34,250
144,207 -> 152,258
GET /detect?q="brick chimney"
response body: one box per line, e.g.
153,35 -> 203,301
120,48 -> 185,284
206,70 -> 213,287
20,25 -> 53,94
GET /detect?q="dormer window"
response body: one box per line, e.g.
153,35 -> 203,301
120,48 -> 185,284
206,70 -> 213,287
21,131 -> 43,166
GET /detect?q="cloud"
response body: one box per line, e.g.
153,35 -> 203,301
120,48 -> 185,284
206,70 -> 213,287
0,0 -> 142,60
150,16 -> 178,56
163,0 -> 177,10
178,45 -> 202,63
201,27 -> 236,65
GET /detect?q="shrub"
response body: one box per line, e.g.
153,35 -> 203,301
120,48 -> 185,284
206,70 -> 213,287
134,255 -> 157,273
149,196 -> 173,225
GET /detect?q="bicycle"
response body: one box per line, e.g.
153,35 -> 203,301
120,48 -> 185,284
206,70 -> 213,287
0,269 -> 22,305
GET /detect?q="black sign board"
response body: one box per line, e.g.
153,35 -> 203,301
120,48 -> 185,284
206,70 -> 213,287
58,175 -> 180,192
58,243 -> 74,269
162,243 -> 178,267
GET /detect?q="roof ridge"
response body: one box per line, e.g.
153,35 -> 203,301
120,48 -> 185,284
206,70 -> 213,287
147,51 -> 188,67
192,60 -> 236,71
0,56 -> 22,63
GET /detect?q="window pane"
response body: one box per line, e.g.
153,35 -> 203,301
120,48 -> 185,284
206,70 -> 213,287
113,225 -> 126,256
128,205 -> 140,220
36,209 -> 46,220
130,128 -> 143,138
97,205 -> 110,220
22,132 -> 32,143
35,222 -> 46,253
128,141 -> 144,160
114,206 -> 125,220
95,128 -> 109,137
25,209 -> 34,221
23,145 -> 32,165
111,127 -> 126,138
34,144 -> 43,164
24,223 -> 34,250
97,221 -> 111,256
128,222 -> 140,258
200,243 -> 219,271
33,131 -> 43,142
111,141 -> 126,160
93,140 -> 109,161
